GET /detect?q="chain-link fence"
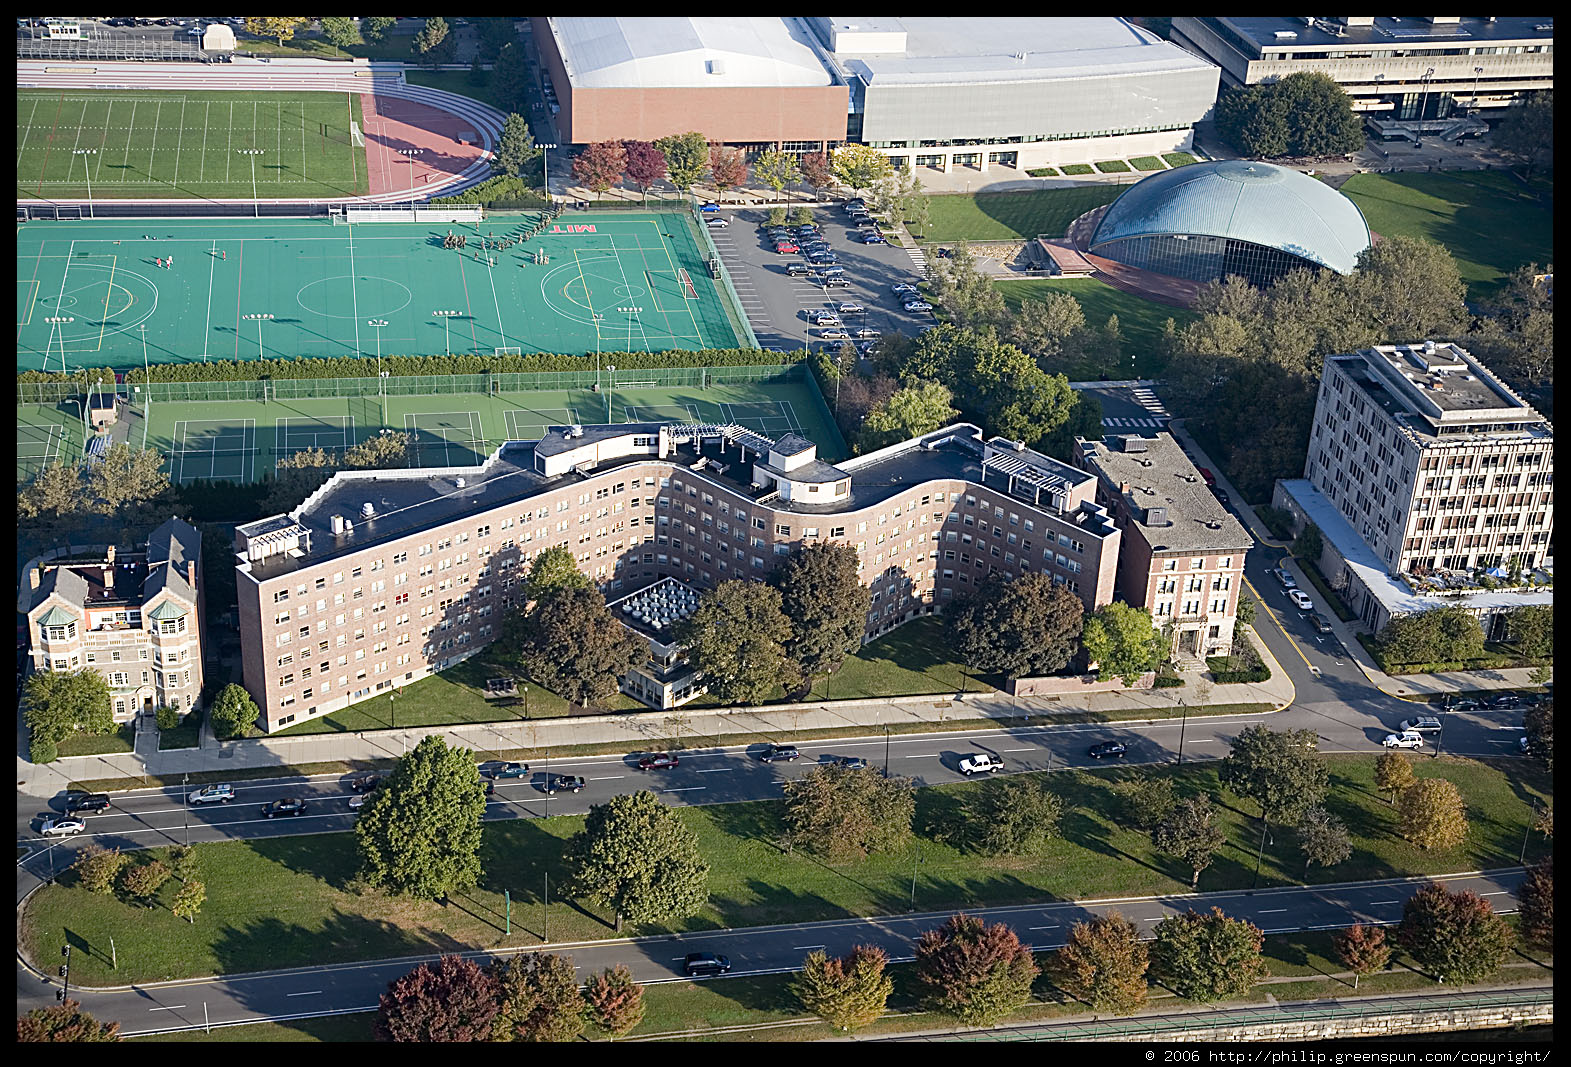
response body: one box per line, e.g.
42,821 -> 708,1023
688,200 -> 761,350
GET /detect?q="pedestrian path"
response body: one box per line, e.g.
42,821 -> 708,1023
1129,384 -> 1170,418
1100,416 -> 1167,429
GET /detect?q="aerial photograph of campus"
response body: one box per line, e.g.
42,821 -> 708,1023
15,16 -> 1552,1046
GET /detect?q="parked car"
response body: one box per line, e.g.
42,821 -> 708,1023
891,283 -> 919,295
1382,731 -> 1425,749
823,278 -> 853,288
638,752 -> 680,771
836,756 -> 869,770
1287,589 -> 1314,611
1519,734 -> 1531,754
852,327 -> 879,339
1274,568 -> 1297,590
41,817 -> 87,838
1210,486 -> 1230,506
348,794 -> 369,811
261,798 -> 307,818
958,753 -> 1003,775
1399,715 -> 1445,733
684,953 -> 732,977
786,263 -> 813,276
837,302 -> 864,314
1443,697 -> 1482,711
1196,466 -> 1216,488
818,329 -> 850,340
188,783 -> 235,805
484,761 -> 529,780
774,242 -> 799,254
759,743 -> 800,763
1087,741 -> 1128,759
1488,693 -> 1523,709
806,253 -> 837,264
63,791 -> 110,813
547,774 -> 585,795
862,233 -> 886,244
348,774 -> 383,794
704,216 -> 729,228
856,340 -> 878,355
1309,613 -> 1334,634
903,300 -> 933,312
816,265 -> 846,277
699,201 -> 719,213
811,313 -> 842,326
187,24 -> 203,35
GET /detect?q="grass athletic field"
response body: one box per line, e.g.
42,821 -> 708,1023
16,89 -> 368,201
17,377 -> 843,484
16,213 -> 743,373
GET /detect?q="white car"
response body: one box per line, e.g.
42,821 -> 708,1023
958,753 -> 1003,776
1288,589 -> 1314,611
903,300 -> 933,313
188,783 -> 235,805
891,283 -> 918,295
837,302 -> 864,314
812,314 -> 842,327
1382,731 -> 1425,749
349,794 -> 368,810
818,329 -> 850,340
41,817 -> 87,837
1274,568 -> 1297,590
704,217 -> 729,228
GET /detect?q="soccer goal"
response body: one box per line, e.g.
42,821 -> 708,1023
494,347 -> 522,357
350,120 -> 366,148
677,267 -> 699,299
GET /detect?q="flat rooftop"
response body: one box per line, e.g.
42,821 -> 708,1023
1214,17 -> 1554,53
1077,433 -> 1253,553
549,17 -> 835,89
1333,344 -> 1551,444
607,577 -> 701,643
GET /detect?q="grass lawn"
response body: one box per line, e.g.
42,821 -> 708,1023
1061,164 -> 1095,175
807,615 -> 980,700
157,716 -> 202,750
996,278 -> 1199,378
1094,160 -> 1131,173
1162,153 -> 1198,167
1129,156 -> 1167,171
1340,170 -> 1554,302
55,724 -> 135,758
26,753 -> 1549,985
142,1013 -> 378,1042
924,188 -> 1123,243
403,69 -> 515,114
1027,167 -> 1059,178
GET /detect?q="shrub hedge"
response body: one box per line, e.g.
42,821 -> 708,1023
1207,634 -> 1272,684
1355,633 -> 1551,676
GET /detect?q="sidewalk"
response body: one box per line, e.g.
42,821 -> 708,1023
19,650 -> 1293,797
1164,419 -> 1547,702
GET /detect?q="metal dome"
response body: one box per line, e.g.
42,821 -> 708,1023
1089,160 -> 1371,277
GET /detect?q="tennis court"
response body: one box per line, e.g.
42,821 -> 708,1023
17,406 -> 81,483
16,212 -> 744,374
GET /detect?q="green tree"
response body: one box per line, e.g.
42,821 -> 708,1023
71,844 -> 126,894
1295,523 -> 1324,563
830,144 -> 894,197
676,580 -> 796,705
768,541 -> 871,686
375,955 -> 500,1042
752,148 -> 801,199
82,443 -> 171,518
522,544 -> 594,604
1470,262 -> 1555,397
1506,604 -> 1553,659
1116,774 -> 1178,832
970,336 -> 1077,448
1220,724 -> 1329,841
1151,908 -> 1268,1003
1333,924 -> 1391,989
1235,592 -> 1257,628
1517,858 -> 1552,948
1397,883 -> 1515,984
119,859 -> 170,907
25,669 -> 114,753
896,170 -> 931,236
567,790 -> 710,931
244,17 -> 310,47
492,42 -> 530,111
474,16 -> 517,61
1271,72 -> 1365,156
926,241 -> 1008,329
859,379 -> 958,451
154,704 -> 178,731
1374,750 -> 1416,805
792,946 -> 894,1032
1523,700 -> 1553,772
1006,291 -> 1086,367
16,999 -> 122,1042
412,16 -> 453,67
913,913 -> 1040,1028
207,683 -> 258,740
1214,83 -> 1289,157
971,775 -> 1064,857
799,151 -> 834,199
17,463 -> 82,528
622,140 -> 666,203
1296,805 -> 1352,876
172,879 -> 207,923
515,585 -> 647,708
948,572 -> 1084,680
355,736 -> 487,899
783,763 -> 913,860
168,843 -> 200,883
1397,777 -> 1469,851
572,140 -> 627,198
319,16 -> 362,49
583,964 -> 646,1037
1154,796 -> 1228,888
361,15 -> 396,43
493,114 -> 538,179
491,952 -> 586,1042
653,132 -> 710,193
1081,602 -> 1165,686
1493,91 -> 1553,178
1049,911 -> 1149,1015
1353,235 -> 1469,342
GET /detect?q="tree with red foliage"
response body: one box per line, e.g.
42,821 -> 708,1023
709,144 -> 749,199
583,963 -> 646,1037
571,141 -> 628,199
622,141 -> 667,204
799,151 -> 834,199
374,954 -> 500,1042
913,913 -> 1040,1027
17,1000 -> 121,1042
1333,924 -> 1391,989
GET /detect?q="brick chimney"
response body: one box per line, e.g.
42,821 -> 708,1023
188,560 -> 198,591
104,545 -> 116,592
29,567 -> 40,591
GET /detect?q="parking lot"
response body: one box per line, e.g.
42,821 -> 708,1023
702,204 -> 934,351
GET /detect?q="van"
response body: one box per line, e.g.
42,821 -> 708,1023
1398,715 -> 1444,734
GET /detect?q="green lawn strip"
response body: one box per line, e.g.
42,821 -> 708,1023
996,278 -> 1198,377
403,70 -> 514,114
924,187 -> 1123,243
1060,164 -> 1095,175
157,718 -> 203,750
135,1012 -> 378,1042
27,754 -> 1548,985
1093,160 -> 1131,173
1128,156 -> 1167,171
55,724 -> 136,758
1340,171 -> 1554,302
1162,153 -> 1197,167
1026,167 -> 1059,177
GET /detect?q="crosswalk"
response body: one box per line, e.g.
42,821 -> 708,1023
904,243 -> 928,273
1101,416 -> 1168,429
1129,386 -> 1169,418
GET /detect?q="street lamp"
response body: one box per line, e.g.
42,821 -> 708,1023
43,315 -> 74,375
604,364 -> 615,423
432,310 -> 461,357
182,773 -> 190,846
237,148 -> 265,217
909,848 -> 924,911
521,683 -> 529,721
71,148 -> 97,218
241,313 -> 273,359
538,143 -> 558,205
1415,68 -> 1436,145
369,319 -> 390,425
1472,67 -> 1484,112
398,148 -> 423,209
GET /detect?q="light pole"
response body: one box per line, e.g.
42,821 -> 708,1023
521,683 -> 529,721
604,364 -> 615,423
1415,68 -> 1436,145
71,148 -> 97,218
433,310 -> 461,357
909,848 -> 924,912
182,773 -> 190,846
241,312 -> 273,359
139,323 -> 149,382
44,315 -> 74,375
398,148 -> 423,209
538,143 -> 558,204
237,148 -> 265,218
884,726 -> 891,778
390,690 -> 396,729
1472,67 -> 1484,112
57,945 -> 71,1005
369,319 -> 389,425
1176,696 -> 1188,766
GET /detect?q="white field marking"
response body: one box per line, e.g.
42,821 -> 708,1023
1370,900 -> 1400,905
285,990 -> 323,997
696,768 -> 732,773
660,787 -> 707,792
146,1005 -> 188,1012
1258,909 -> 1288,914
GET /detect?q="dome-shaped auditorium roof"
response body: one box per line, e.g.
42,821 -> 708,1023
1089,160 -> 1371,275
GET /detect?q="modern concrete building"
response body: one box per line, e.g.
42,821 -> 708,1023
1276,341 -> 1553,634
535,17 -> 1219,170
1171,17 -> 1553,138
1088,160 -> 1372,287
22,518 -> 206,722
1076,433 -> 1254,664
233,421 -> 1120,732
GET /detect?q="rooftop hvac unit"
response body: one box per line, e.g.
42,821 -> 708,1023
1144,506 -> 1169,526
361,502 -> 375,518
1274,30 -> 1298,39
456,477 -> 466,488
330,515 -> 345,534
569,424 -> 584,438
1119,436 -> 1148,453
1424,340 -> 1436,354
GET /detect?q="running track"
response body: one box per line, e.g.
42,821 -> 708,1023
17,59 -> 506,206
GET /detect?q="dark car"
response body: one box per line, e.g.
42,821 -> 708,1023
862,233 -> 887,244
480,778 -> 495,799
547,774 -> 586,795
638,752 -> 680,771
1087,741 -> 1128,759
1308,613 -> 1334,635
64,791 -> 111,813
261,798 -> 307,818
759,744 -> 800,763
1210,486 -> 1230,507
1488,693 -> 1523,709
836,756 -> 869,771
349,773 -> 383,794
683,952 -> 732,977
485,761 -> 529,780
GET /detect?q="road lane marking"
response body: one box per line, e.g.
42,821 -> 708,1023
696,768 -> 732,773
1143,917 -> 1165,922
1029,925 -> 1059,930
1003,748 -> 1033,752
147,1005 -> 188,1012
1481,891 -> 1509,896
1259,908 -> 1288,914
660,787 -> 707,792
792,944 -> 825,950
286,990 -> 323,997
589,776 -> 625,781
1370,900 -> 1399,905
904,753 -> 940,758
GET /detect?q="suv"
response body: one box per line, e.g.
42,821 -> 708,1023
1382,731 -> 1425,749
683,953 -> 732,977
348,774 -> 383,794
759,744 -> 800,763
261,798 -> 307,818
1087,741 -> 1127,759
1399,715 -> 1444,734
188,784 -> 235,805
64,791 -> 111,813
546,774 -> 585,795
786,262 -> 813,276
958,753 -> 1003,776
1308,613 -> 1334,635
